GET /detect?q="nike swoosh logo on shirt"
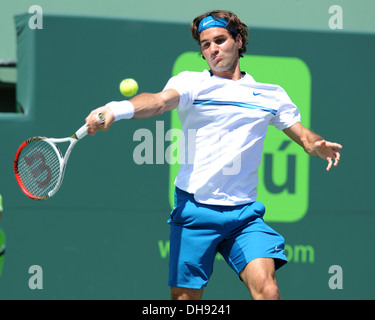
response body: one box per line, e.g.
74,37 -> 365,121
253,92 -> 262,96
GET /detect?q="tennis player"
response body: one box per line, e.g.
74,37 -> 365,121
85,10 -> 342,300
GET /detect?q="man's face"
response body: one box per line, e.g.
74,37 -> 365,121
199,27 -> 242,74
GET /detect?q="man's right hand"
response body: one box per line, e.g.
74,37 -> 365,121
85,106 -> 115,135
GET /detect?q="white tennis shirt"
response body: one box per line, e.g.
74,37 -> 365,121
164,70 -> 301,205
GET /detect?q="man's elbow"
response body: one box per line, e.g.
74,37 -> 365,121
153,94 -> 167,116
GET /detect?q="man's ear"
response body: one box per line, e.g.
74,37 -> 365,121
236,34 -> 243,50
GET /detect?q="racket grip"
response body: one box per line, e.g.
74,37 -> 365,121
75,124 -> 89,140
74,113 -> 105,140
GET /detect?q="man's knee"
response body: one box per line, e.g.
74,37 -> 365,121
251,280 -> 280,300
240,258 -> 281,300
170,287 -> 203,300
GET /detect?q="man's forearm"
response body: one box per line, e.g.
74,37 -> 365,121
129,92 -> 166,119
283,122 -> 324,156
130,89 -> 180,119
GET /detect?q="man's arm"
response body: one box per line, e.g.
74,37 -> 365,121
283,122 -> 343,171
85,88 -> 180,135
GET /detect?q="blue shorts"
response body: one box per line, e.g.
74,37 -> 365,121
168,187 -> 287,289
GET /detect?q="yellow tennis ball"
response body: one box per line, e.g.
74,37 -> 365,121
119,78 -> 138,97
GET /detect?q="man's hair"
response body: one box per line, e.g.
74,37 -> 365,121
191,10 -> 249,56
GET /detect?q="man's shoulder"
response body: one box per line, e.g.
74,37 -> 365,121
246,78 -> 283,93
250,81 -> 290,98
172,70 -> 210,81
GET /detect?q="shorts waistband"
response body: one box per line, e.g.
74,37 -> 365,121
174,187 -> 256,211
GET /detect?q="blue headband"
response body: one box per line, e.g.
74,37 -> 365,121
198,16 -> 238,35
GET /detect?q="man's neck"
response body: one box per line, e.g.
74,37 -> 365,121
210,63 -> 242,81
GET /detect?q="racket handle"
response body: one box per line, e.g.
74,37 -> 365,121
75,124 -> 89,140
74,113 -> 105,140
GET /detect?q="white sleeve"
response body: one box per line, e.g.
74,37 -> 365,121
270,86 -> 301,130
163,71 -> 196,110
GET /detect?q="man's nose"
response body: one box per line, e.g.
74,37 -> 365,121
210,43 -> 219,54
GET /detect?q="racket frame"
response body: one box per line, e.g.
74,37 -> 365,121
14,136 -> 77,200
14,113 -> 104,200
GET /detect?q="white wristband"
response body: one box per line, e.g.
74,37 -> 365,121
106,100 -> 135,122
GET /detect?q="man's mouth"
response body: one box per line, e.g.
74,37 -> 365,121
211,55 -> 222,63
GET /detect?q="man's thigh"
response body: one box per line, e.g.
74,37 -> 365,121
168,224 -> 221,289
218,206 -> 288,276
240,257 -> 281,300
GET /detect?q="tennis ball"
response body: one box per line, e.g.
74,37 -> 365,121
119,78 -> 138,97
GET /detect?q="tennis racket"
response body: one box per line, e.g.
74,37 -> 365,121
14,113 -> 105,200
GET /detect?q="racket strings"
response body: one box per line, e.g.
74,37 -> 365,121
17,140 -> 62,198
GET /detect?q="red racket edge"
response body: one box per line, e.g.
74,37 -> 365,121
14,138 -> 49,201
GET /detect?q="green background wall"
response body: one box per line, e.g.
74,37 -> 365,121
0,3 -> 374,300
2,0 -> 375,61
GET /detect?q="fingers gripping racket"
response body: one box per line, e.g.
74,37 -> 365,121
14,113 -> 105,200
